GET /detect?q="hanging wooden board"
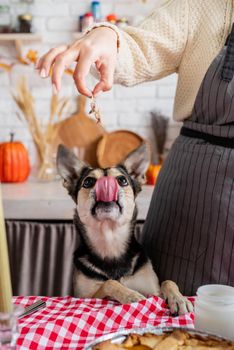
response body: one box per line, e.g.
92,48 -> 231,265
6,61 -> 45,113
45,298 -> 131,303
96,130 -> 144,168
54,95 -> 106,167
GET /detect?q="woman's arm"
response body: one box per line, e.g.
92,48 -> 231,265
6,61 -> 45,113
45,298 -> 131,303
36,0 -> 188,97
105,0 -> 189,86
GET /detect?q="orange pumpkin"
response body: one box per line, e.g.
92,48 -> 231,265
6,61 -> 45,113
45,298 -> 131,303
0,134 -> 30,183
146,163 -> 162,185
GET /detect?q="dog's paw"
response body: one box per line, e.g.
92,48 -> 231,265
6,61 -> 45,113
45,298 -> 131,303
167,294 -> 193,315
123,291 -> 147,304
161,280 -> 193,315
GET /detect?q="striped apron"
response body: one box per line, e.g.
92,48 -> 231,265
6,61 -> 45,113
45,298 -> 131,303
142,25 -> 234,296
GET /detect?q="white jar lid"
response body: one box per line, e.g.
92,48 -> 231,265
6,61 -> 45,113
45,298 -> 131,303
197,284 -> 234,305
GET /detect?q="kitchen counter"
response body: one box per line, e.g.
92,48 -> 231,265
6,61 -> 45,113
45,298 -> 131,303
2,181 -> 154,220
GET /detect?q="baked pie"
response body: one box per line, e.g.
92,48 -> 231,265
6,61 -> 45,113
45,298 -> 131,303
93,329 -> 234,350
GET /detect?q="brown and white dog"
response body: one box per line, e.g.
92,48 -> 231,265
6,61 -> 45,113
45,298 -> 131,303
57,143 -> 193,315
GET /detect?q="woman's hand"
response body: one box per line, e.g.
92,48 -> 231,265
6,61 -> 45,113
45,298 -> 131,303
36,27 -> 118,97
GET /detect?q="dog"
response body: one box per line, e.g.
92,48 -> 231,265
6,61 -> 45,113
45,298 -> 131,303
57,143 -> 193,315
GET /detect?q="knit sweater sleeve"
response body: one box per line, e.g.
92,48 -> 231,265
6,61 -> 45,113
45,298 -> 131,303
105,0 -> 189,86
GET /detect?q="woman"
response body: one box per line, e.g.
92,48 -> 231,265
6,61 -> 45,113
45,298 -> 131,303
37,0 -> 234,296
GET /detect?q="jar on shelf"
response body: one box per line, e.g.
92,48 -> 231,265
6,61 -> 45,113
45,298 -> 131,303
0,5 -> 11,33
194,284 -> 234,340
18,13 -> 32,33
106,14 -> 117,25
117,18 -> 128,28
78,15 -> 84,32
91,1 -> 101,22
82,12 -> 94,31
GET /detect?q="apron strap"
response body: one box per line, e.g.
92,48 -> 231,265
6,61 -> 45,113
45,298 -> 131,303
221,23 -> 234,82
180,126 -> 234,149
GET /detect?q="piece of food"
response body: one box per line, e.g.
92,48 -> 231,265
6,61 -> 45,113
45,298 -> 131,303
152,335 -> 182,350
89,96 -> 102,124
123,334 -> 140,347
123,333 -> 165,348
128,346 -> 152,349
92,330 -> 234,350
93,340 -> 124,349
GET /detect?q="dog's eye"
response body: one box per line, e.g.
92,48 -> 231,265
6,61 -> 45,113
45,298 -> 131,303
117,176 -> 128,187
83,177 -> 96,188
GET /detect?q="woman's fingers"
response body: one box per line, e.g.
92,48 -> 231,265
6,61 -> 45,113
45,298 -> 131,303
73,51 -> 95,97
51,47 -> 81,93
36,45 -> 68,77
93,59 -> 115,96
37,27 -> 118,95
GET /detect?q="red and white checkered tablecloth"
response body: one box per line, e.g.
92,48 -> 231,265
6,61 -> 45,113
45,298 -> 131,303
14,296 -> 195,350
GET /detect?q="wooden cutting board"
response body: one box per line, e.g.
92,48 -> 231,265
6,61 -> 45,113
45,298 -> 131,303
54,95 -> 106,167
96,130 -> 144,168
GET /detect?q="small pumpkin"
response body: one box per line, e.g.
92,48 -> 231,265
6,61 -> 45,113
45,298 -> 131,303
146,163 -> 162,185
0,133 -> 30,183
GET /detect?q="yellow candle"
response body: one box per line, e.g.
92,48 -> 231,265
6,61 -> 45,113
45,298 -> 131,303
0,184 -> 13,313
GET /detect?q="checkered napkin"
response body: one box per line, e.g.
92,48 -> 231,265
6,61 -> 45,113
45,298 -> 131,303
14,296 -> 195,350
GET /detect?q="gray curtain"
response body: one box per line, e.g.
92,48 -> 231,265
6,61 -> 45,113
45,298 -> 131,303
6,220 -> 79,296
6,220 -> 144,297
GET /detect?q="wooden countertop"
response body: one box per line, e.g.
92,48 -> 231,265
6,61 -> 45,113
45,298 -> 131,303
2,181 -> 154,221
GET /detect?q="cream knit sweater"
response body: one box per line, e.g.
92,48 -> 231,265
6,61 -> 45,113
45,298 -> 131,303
97,0 -> 234,121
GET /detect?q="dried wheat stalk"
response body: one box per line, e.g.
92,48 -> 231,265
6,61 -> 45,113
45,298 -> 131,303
12,77 -> 44,160
12,76 -> 70,180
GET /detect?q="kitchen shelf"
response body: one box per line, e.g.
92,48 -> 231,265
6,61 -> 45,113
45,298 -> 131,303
0,33 -> 42,58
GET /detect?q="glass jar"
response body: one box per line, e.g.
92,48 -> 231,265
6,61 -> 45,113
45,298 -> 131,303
0,5 -> 11,33
82,12 -> 94,32
37,142 -> 57,182
194,284 -> 234,340
0,305 -> 23,349
91,1 -> 101,22
18,13 -> 32,33
12,0 -> 33,32
116,18 -> 128,29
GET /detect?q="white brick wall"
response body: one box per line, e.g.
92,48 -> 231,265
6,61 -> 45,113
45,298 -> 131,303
0,0 -> 181,169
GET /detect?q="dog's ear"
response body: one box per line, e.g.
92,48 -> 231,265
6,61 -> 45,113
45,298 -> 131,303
57,145 -> 88,198
121,142 -> 151,185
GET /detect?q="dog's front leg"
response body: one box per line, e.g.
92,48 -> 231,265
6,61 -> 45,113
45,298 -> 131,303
92,280 -> 147,304
161,280 -> 193,315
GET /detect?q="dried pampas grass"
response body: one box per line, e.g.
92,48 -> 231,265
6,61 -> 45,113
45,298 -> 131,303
151,111 -> 169,164
12,76 -> 70,180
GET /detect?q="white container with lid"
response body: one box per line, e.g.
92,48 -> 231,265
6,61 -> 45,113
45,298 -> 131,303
194,284 -> 234,340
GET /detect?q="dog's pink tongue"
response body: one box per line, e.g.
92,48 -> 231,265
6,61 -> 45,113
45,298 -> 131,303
95,176 -> 118,202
